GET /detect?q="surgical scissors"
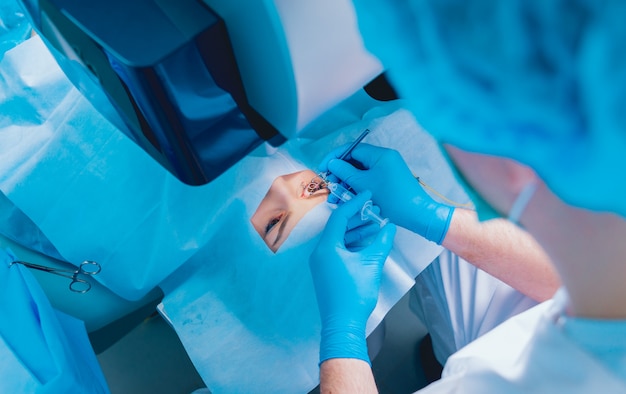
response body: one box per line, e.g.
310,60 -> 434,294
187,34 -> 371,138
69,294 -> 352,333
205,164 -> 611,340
10,260 -> 101,293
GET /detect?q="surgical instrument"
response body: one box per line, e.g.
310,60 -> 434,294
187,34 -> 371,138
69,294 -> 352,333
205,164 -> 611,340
317,128 -> 370,182
309,128 -> 388,226
327,181 -> 389,227
10,260 -> 101,293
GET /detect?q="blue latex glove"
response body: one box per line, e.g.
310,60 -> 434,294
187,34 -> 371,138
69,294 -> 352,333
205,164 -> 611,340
318,143 -> 454,244
310,191 -> 396,365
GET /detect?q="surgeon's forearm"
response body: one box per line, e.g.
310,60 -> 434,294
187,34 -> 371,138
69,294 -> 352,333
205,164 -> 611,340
441,208 -> 560,302
320,358 -> 378,394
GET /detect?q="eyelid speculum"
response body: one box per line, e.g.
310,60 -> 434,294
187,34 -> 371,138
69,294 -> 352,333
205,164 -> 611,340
304,176 -> 328,197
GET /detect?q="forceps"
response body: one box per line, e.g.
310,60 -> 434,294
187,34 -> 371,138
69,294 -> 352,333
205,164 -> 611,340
10,260 -> 101,293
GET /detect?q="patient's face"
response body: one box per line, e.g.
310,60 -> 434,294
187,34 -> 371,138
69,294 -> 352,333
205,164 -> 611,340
251,170 -> 329,252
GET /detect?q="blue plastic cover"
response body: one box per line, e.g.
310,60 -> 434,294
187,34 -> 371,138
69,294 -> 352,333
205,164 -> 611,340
25,0 -> 275,185
0,0 -> 31,56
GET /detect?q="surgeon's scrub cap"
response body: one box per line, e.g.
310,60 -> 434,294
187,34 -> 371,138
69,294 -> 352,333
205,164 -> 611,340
353,0 -> 626,217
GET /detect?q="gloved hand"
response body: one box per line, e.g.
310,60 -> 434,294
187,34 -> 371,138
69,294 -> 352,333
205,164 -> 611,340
309,191 -> 396,365
318,143 -> 454,244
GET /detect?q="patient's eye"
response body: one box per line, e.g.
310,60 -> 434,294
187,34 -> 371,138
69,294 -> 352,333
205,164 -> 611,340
303,177 -> 327,197
265,214 -> 283,235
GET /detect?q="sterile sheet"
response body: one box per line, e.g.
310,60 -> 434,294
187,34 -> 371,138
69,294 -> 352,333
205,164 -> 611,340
158,103 -> 470,393
1,34 -> 448,305
0,36 -> 255,300
0,248 -> 109,393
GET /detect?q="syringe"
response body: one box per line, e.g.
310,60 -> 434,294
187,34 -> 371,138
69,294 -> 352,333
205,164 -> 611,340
326,181 -> 389,227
